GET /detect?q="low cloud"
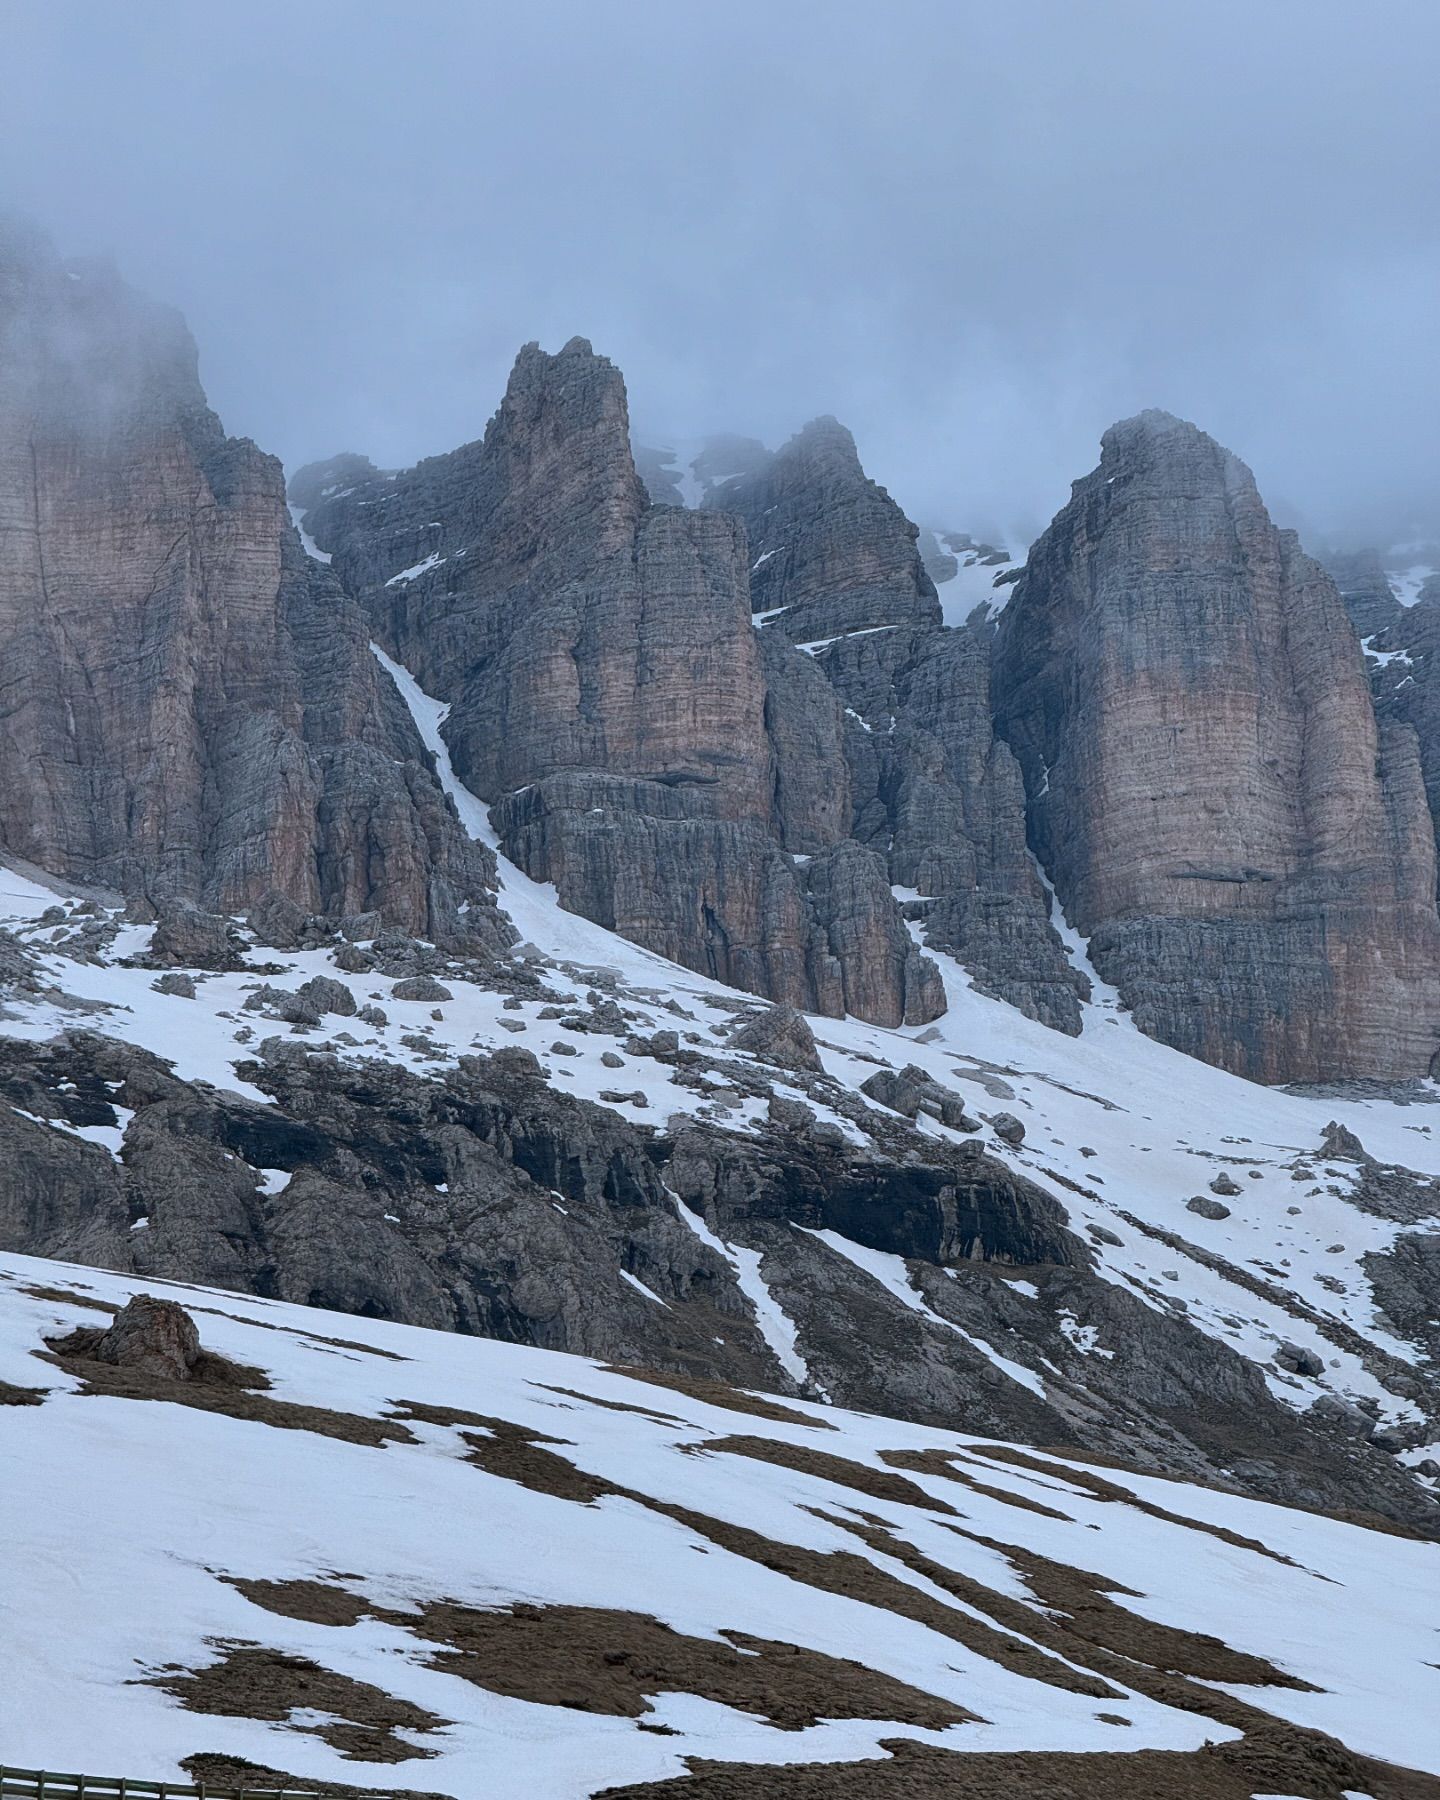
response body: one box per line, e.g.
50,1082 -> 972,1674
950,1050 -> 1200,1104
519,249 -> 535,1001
4,0 -> 1436,549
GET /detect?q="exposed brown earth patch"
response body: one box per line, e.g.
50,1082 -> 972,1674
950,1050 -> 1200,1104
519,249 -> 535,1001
388,1399 -> 619,1502
386,1398 -> 514,1432
188,1302 -> 411,1360
0,1378 -> 45,1404
42,1328 -> 416,1448
633,1497 -> 1116,1700
379,1599 -> 974,1731
951,1525 -> 1315,1690
538,1382 -> 689,1426
603,1364 -> 836,1428
879,1448 -> 1076,1521
597,1722 -> 1440,1799
182,1755 -> 454,1800
702,1436 -> 960,1515
152,1643 -> 448,1762
20,1281 -> 118,1313
970,1445 -> 1302,1565
226,1576 -> 371,1626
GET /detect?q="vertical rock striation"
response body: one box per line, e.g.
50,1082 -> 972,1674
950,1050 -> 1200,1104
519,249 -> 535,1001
993,409 -> 1440,1082
719,421 -> 1085,1032
0,223 -> 507,945
298,344 -> 941,1026
1360,583 -> 1440,866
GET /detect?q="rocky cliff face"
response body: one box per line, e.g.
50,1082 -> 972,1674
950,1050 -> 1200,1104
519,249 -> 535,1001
719,415 -> 944,648
297,344 -> 942,1028
994,410 -> 1440,1083
716,423 -> 1086,1032
304,341 -> 772,819
0,224 -> 506,946
1359,588 -> 1440,855
1325,547 -> 1406,639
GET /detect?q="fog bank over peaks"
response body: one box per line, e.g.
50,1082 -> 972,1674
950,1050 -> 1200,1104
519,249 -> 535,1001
3,0 -> 1437,551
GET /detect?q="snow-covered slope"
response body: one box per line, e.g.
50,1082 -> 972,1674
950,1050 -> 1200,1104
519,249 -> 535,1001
3,1253 -> 1436,1795
922,529 -> 1024,625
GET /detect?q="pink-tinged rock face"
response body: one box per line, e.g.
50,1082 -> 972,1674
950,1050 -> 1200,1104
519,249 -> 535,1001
994,409 -> 1440,1083
0,227 -> 506,946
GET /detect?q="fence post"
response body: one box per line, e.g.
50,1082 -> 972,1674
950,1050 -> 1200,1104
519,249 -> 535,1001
35,1774 -> 45,1800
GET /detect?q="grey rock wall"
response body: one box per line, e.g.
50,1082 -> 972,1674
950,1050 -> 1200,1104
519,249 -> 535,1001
994,410 -> 1440,1082
299,345 -> 942,1027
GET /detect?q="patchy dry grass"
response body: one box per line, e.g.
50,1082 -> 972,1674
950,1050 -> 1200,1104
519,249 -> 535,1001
379,1600 -> 975,1731
151,1643 -> 448,1762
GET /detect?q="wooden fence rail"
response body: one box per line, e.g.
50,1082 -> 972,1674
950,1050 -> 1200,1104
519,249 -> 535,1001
1,1769 -> 369,1800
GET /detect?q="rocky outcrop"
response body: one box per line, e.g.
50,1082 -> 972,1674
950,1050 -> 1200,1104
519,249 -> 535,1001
3,1025 -> 1434,1531
1357,588 -> 1440,885
722,422 -> 1084,1032
0,223 -> 506,947
92,1293 -> 201,1381
303,341 -> 772,822
297,343 -> 940,1028
726,1005 -> 823,1072
717,415 -> 943,649
993,410 -> 1440,1083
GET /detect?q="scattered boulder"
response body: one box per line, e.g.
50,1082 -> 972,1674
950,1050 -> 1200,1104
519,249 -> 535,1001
151,971 -> 196,999
93,1295 -> 200,1382
246,890 -> 311,951
860,1066 -> 924,1118
1208,1172 -> 1243,1196
1185,1195 -> 1231,1221
729,1005 -> 823,1074
294,976 -> 357,1019
1319,1120 -> 1369,1163
990,1112 -> 1026,1146
601,1051 -> 625,1069
860,1065 -> 979,1130
150,902 -> 243,971
391,976 -> 454,1003
1274,1341 -> 1324,1377
767,1094 -> 817,1131
332,942 -> 372,974
357,1004 -> 388,1028
1309,1393 -> 1376,1440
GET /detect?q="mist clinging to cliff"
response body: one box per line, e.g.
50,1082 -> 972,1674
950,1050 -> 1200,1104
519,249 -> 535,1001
4,0 -> 1437,549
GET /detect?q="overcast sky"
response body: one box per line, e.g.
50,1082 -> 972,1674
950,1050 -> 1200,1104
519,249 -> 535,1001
4,0 -> 1437,549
